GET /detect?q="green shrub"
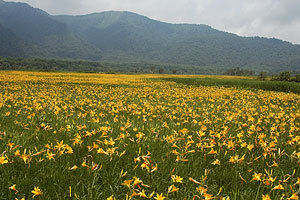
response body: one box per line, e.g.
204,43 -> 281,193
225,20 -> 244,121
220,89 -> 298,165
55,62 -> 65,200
278,71 -> 291,81
258,72 -> 267,80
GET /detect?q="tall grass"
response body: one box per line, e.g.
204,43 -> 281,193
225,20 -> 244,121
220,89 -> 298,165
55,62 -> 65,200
162,77 -> 300,94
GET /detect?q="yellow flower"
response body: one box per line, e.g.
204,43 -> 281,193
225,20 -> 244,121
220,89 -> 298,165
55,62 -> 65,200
247,144 -> 254,151
69,165 -> 78,170
7,142 -> 14,148
154,193 -> 165,200
272,184 -> 284,190
133,177 -> 143,186
107,195 -> 116,200
203,193 -> 213,200
212,159 -> 220,165
196,186 -> 208,195
136,132 -> 145,139
168,184 -> 179,193
271,161 -> 278,167
171,175 -> 183,183
15,150 -> 21,156
54,140 -> 65,150
264,176 -> 276,186
97,148 -> 107,154
295,177 -> 300,185
221,197 -> 230,200
252,172 -> 263,181
122,179 -> 132,188
9,184 -> 17,192
21,153 -> 30,164
229,156 -> 235,163
288,193 -> 299,200
46,151 -> 56,160
32,186 -> 43,198
189,177 -> 201,184
139,190 -> 147,198
0,155 -> 8,165
208,148 -> 217,155
262,194 -> 271,200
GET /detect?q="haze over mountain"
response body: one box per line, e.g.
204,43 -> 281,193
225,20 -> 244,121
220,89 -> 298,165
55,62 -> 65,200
0,0 -> 100,59
1,0 -> 300,72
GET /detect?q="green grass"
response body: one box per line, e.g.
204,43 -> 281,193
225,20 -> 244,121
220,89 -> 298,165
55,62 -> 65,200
162,77 -> 300,94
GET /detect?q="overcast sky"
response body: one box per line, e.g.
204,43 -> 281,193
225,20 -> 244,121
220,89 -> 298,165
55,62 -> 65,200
5,0 -> 300,44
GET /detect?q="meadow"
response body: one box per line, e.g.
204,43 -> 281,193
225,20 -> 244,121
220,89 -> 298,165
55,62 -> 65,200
162,77 -> 300,94
1,71 -> 300,200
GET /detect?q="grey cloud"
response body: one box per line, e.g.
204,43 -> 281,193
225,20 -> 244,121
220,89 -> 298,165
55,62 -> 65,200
5,0 -> 300,44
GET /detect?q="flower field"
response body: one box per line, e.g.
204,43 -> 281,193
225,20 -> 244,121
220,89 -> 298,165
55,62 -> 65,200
1,71 -> 300,199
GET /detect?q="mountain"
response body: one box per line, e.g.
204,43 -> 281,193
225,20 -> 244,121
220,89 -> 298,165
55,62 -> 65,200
1,0 -> 300,73
55,11 -> 300,72
0,23 -> 27,57
0,1 -> 100,60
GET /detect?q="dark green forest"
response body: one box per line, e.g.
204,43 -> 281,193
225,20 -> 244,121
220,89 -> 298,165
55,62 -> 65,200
0,56 -> 227,74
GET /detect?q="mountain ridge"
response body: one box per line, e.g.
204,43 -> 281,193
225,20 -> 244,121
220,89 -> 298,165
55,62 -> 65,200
0,0 -> 101,60
55,11 -> 295,46
0,0 -> 300,73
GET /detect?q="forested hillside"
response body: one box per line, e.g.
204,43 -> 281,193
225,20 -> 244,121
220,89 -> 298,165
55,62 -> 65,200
1,0 -> 300,73
0,1 -> 100,60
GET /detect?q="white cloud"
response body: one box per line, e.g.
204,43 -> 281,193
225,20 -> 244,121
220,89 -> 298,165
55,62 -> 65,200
5,0 -> 300,44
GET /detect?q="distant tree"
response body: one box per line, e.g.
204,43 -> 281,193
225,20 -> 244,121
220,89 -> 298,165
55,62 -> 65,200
223,67 -> 255,76
150,66 -> 156,74
258,72 -> 267,80
278,71 -> 291,81
158,68 -> 165,74
295,74 -> 300,82
172,69 -> 177,74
